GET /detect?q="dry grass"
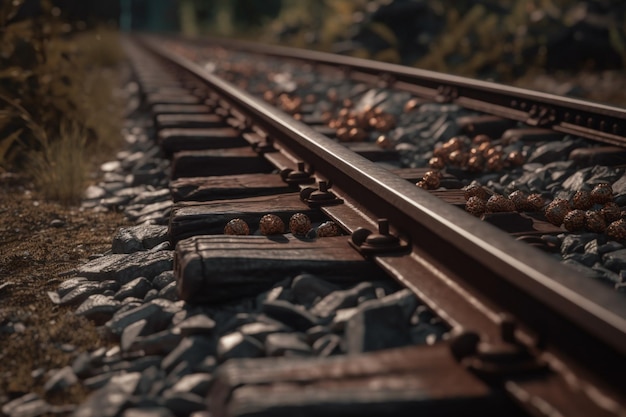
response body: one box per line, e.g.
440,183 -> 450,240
28,122 -> 88,205
20,30 -> 125,206
0,0 -> 124,205
69,30 -> 125,158
0,7 -> 129,404
74,28 -> 126,68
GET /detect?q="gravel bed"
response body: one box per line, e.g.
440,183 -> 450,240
5,43 -> 625,417
3,72 -> 449,417
180,42 -> 626,292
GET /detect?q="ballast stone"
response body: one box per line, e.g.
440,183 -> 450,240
127,329 -> 183,356
264,332 -> 312,357
169,373 -> 213,396
152,270 -> 175,290
217,332 -> 265,362
238,321 -> 288,341
44,366 -> 78,393
345,302 -> 413,354
161,335 -> 214,373
73,372 -> 142,417
2,395 -> 55,417
261,299 -> 319,331
174,314 -> 216,336
158,281 -> 179,301
290,273 -> 341,307
112,225 -> 169,254
121,319 -> 149,352
527,140 -> 578,164
309,282 -> 377,318
602,248 -> 626,271
120,407 -> 175,417
125,200 -> 172,224
78,251 -> 173,284
75,294 -> 121,323
105,300 -> 178,337
162,392 -> 206,416
48,282 -> 100,306
114,277 -> 153,301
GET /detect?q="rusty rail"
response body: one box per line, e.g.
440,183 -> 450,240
134,34 -> 626,415
179,34 -> 626,146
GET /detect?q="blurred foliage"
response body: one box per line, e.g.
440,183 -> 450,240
198,0 -> 626,82
0,0 -> 123,204
179,0 -> 282,37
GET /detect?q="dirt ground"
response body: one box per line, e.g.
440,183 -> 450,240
0,171 -> 129,405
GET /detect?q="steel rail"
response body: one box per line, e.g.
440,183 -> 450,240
176,34 -> 626,146
135,35 -> 626,409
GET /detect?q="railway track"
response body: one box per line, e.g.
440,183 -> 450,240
133,35 -> 626,416
13,35 -> 625,416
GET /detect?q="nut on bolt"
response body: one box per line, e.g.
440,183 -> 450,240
300,181 -> 343,207
251,136 -> 276,154
281,161 -> 314,185
350,219 -> 409,255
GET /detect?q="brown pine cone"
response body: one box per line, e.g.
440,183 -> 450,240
601,202 -> 622,223
563,209 -> 585,232
486,194 -> 515,213
591,182 -> 614,204
585,210 -> 606,233
465,196 -> 487,217
508,190 -> 527,211
606,219 -> 626,242
544,199 -> 571,226
526,193 -> 545,211
571,190 -> 593,210
463,184 -> 488,201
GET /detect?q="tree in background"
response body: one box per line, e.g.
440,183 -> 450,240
178,0 -> 282,37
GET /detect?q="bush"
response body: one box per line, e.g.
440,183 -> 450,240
0,0 -> 123,204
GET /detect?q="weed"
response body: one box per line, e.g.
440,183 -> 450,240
28,122 -> 88,205
0,0 -> 123,204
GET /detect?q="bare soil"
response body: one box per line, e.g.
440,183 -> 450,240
0,172 -> 129,405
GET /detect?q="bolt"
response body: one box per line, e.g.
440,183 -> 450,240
449,330 -> 480,361
378,219 -> 389,236
499,314 -> 517,344
365,218 -> 399,247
